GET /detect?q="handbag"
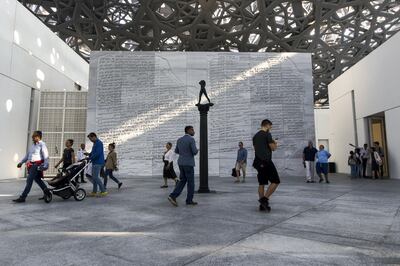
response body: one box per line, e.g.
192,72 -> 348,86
374,151 -> 383,166
231,168 -> 240,177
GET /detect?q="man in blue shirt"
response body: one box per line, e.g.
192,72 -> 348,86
316,145 -> 331,183
235,142 -> 248,183
87,132 -> 107,197
168,126 -> 199,207
13,131 -> 51,203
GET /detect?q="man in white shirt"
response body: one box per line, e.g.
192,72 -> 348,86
76,143 -> 87,183
13,131 -> 51,203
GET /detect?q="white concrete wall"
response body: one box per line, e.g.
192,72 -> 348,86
385,107 -> 400,179
328,31 -> 400,178
314,108 -> 330,147
328,92 -> 356,174
0,0 -> 89,179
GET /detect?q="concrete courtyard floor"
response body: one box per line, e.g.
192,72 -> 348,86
0,174 -> 400,266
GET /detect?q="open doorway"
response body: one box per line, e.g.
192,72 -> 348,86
368,113 -> 389,177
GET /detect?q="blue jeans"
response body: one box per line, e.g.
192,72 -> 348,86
92,164 -> 106,193
170,165 -> 195,203
21,164 -> 48,199
316,162 -> 329,176
104,169 -> 121,188
350,165 -> 357,178
355,164 -> 361,177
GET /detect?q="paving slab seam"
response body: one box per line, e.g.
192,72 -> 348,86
181,186 -> 363,265
265,226 -> 400,249
1,222 -> 82,236
141,232 -> 212,249
204,215 -> 278,226
0,215 -> 58,233
133,213 -> 204,230
382,204 -> 400,245
0,217 -> 24,232
233,242 -> 371,265
186,245 -> 315,266
180,212 -> 327,264
258,230 -> 386,252
394,205 -> 400,218
100,250 -> 151,265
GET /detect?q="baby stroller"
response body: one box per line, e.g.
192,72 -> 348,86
44,159 -> 89,203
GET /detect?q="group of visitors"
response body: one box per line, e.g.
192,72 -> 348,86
13,118 -> 293,214
166,119 -> 280,212
12,131 -> 122,203
303,142 -> 332,183
348,142 -> 384,179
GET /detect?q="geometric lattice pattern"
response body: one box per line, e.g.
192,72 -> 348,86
38,91 -> 87,176
19,0 -> 400,105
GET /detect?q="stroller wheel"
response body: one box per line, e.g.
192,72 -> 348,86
44,192 -> 52,203
74,188 -> 86,201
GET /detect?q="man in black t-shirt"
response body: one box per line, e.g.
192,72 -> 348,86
252,119 -> 280,212
303,141 -> 318,183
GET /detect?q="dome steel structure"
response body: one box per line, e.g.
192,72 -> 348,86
18,0 -> 400,105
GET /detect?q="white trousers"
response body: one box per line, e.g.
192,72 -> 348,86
305,161 -> 315,181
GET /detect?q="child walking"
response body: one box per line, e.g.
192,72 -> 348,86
348,151 -> 357,178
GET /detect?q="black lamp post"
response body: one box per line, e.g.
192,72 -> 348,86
197,103 -> 213,193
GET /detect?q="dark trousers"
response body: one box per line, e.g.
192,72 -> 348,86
104,169 -> 121,188
21,164 -> 48,199
170,165 -> 194,203
74,170 -> 85,183
362,158 -> 368,177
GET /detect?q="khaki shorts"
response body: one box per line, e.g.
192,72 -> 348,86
235,162 -> 247,171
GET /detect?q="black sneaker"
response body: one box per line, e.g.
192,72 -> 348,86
306,180 -> 311,183
160,185 -> 168,188
326,180 -> 330,184
118,182 -> 123,189
12,197 -> 25,203
168,196 -> 178,207
319,178 -> 323,183
259,204 -> 266,211
258,197 -> 268,209
43,188 -> 52,197
259,197 -> 272,212
186,201 -> 198,206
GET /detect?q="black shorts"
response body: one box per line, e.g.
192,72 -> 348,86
256,160 -> 280,185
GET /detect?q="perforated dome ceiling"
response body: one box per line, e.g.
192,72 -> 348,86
19,0 -> 400,105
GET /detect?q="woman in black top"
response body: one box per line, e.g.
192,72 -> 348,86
55,139 -> 75,170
